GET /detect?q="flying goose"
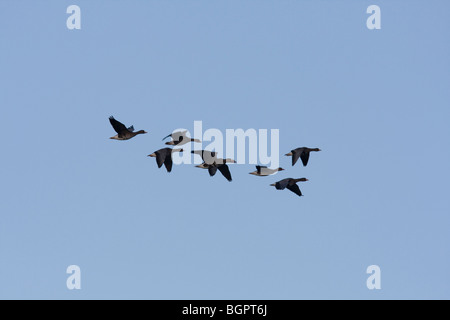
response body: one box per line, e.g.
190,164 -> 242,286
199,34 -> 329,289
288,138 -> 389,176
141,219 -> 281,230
270,178 -> 309,197
195,160 -> 235,182
163,131 -> 201,146
109,116 -> 147,140
148,148 -> 183,172
249,166 -> 285,176
285,147 -> 321,167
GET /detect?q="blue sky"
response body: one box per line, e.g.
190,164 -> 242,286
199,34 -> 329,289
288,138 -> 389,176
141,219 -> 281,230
0,0 -> 449,299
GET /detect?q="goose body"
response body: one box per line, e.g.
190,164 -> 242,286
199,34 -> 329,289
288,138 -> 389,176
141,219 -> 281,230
249,166 -> 284,176
148,148 -> 183,173
285,147 -> 321,167
109,116 -> 147,140
195,158 -> 236,182
270,178 -> 309,197
163,131 -> 201,146
196,162 -> 233,182
191,150 -> 221,165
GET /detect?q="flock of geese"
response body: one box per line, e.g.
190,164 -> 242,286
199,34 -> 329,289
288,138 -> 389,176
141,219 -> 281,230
109,116 -> 321,197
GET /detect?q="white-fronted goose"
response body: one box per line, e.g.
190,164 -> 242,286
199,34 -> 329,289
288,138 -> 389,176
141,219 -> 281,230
285,147 -> 321,167
163,131 -> 201,146
249,166 -> 285,176
270,178 -> 309,197
148,148 -> 183,173
195,158 -> 236,181
196,161 -> 234,182
109,116 -> 147,140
